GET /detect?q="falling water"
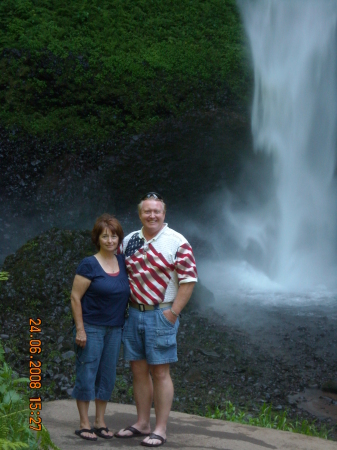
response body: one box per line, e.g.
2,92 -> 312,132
198,1 -> 337,300
239,0 -> 337,290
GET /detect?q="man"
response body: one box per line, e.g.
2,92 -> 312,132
115,192 -> 197,447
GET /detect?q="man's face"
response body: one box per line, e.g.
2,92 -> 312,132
139,199 -> 165,236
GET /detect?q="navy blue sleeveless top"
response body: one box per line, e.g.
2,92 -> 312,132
76,254 -> 130,327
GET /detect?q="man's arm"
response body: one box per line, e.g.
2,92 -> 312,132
163,282 -> 196,324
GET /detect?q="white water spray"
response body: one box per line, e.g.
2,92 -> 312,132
200,0 -> 337,297
240,0 -> 337,290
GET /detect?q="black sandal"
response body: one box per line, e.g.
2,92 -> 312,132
114,425 -> 150,438
141,433 -> 167,447
75,428 -> 97,441
93,426 -> 113,439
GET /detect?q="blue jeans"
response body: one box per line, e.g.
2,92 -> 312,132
71,323 -> 122,401
123,306 -> 179,365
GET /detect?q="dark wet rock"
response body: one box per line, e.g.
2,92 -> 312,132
61,351 -> 75,360
322,380 -> 337,394
184,368 -> 204,382
198,349 -> 220,358
188,282 -> 215,311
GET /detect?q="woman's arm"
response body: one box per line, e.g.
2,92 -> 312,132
70,274 -> 91,348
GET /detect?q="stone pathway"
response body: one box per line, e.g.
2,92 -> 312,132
41,400 -> 337,449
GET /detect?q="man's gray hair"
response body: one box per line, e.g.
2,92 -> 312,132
137,198 -> 167,214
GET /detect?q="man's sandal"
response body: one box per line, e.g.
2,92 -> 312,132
141,433 -> 167,447
93,427 -> 113,439
114,425 -> 150,438
75,429 -> 97,441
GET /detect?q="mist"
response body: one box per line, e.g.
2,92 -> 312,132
196,0 -> 337,307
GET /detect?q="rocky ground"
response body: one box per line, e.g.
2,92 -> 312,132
1,228 -> 337,440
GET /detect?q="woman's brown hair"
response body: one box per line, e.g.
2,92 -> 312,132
91,214 -> 124,249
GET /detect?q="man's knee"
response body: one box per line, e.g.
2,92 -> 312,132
130,360 -> 150,378
150,364 -> 171,382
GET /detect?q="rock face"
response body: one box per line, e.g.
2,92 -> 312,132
0,228 -> 95,399
0,229 -> 336,439
0,228 -> 94,316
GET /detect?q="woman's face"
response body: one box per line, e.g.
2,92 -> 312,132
98,228 -> 119,252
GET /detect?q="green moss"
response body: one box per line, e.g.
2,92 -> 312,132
0,0 -> 249,141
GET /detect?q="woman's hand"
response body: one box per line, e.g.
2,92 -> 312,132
75,329 -> 87,348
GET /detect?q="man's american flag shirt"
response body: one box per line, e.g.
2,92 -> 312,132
119,224 -> 197,305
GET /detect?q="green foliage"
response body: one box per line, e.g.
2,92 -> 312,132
206,402 -> 331,440
0,341 -> 60,449
0,272 -> 9,281
0,0 -> 249,140
22,242 -> 38,252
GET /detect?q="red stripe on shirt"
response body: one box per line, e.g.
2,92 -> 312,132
126,253 -> 169,290
129,274 -> 159,304
176,267 -> 198,278
130,286 -> 151,305
138,270 -> 165,301
146,252 -> 171,281
137,257 -> 169,290
149,244 -> 175,270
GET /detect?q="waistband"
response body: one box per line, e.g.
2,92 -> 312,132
129,302 -> 173,312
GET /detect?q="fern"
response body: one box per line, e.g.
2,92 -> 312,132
0,440 -> 29,450
36,425 -> 61,450
0,421 -> 9,438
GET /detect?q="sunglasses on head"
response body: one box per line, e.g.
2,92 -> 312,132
141,192 -> 164,201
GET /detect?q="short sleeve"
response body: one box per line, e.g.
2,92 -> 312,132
117,253 -> 126,268
174,243 -> 198,284
76,258 -> 95,280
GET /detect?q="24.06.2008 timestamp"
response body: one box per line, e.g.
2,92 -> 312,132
29,318 -> 42,431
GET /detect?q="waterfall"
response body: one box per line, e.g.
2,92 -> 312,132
231,0 -> 337,291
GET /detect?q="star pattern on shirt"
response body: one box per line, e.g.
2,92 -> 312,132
125,232 -> 145,257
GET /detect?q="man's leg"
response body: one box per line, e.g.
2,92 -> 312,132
115,359 -> 153,436
141,363 -> 173,445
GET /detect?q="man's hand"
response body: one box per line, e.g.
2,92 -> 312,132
162,282 -> 195,325
75,329 -> 87,348
162,309 -> 177,325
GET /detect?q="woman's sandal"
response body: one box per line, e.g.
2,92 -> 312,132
93,427 -> 113,439
75,428 -> 97,441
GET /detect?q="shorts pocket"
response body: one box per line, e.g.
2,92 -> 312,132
158,309 -> 176,328
156,328 -> 177,349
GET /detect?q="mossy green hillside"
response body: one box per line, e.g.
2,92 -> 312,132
0,0 -> 248,140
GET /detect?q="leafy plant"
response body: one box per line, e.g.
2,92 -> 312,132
0,0 -> 250,141
0,272 -> 9,281
0,341 -> 60,449
205,401 -> 331,439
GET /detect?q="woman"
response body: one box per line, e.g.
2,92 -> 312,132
70,214 -> 130,440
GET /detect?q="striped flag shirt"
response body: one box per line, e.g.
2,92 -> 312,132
120,224 -> 197,305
